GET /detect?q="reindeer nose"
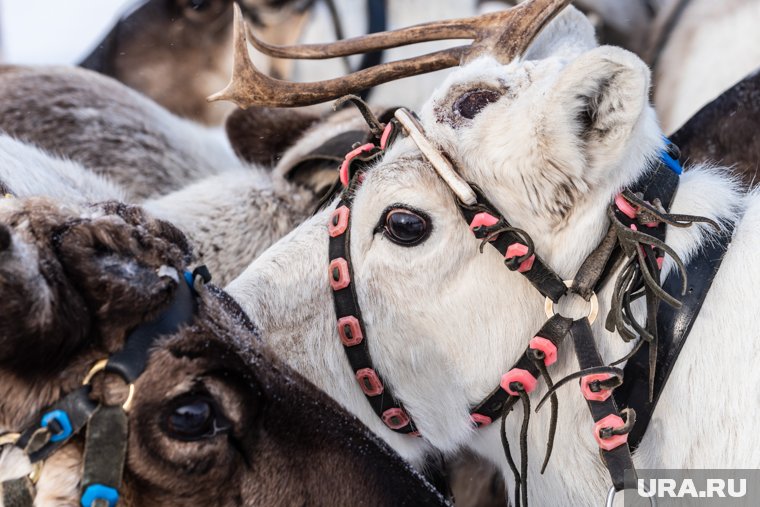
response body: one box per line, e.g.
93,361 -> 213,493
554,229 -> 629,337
0,224 -> 11,252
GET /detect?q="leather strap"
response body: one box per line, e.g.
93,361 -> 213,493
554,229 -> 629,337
106,276 -> 195,383
328,142 -> 417,434
470,315 -> 572,423
614,220 -> 735,449
16,387 -> 97,463
570,318 -> 637,491
459,187 -> 567,303
1,477 -> 34,507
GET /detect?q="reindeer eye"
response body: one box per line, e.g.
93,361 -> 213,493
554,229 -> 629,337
453,89 -> 502,119
164,395 -> 231,441
180,0 -> 227,20
383,208 -> 430,246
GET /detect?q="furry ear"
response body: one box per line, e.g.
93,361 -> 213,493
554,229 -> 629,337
225,106 -> 319,167
548,46 -> 651,159
524,6 -> 597,61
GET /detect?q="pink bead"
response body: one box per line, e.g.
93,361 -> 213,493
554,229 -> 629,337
380,123 -> 393,150
355,368 -> 384,396
470,413 -> 493,428
505,243 -> 536,273
382,408 -> 411,430
500,368 -> 537,396
328,206 -> 350,237
529,336 -> 558,366
593,414 -> 628,451
580,373 -> 616,402
339,143 -> 375,186
329,258 -> 350,291
469,212 -> 499,236
337,316 -> 363,347
615,194 -> 637,219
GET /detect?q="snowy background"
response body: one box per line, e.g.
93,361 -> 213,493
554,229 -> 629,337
0,0 -> 132,65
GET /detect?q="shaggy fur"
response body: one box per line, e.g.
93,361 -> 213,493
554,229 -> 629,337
0,197 -> 447,507
0,66 -> 240,200
227,8 -> 760,505
670,68 -> 760,186
0,66 -> 374,284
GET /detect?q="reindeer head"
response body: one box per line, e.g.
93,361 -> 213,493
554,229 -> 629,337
0,197 -> 446,506
224,0 -> 666,460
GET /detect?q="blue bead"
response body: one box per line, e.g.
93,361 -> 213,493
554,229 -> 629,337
40,410 -> 73,443
81,484 -> 120,507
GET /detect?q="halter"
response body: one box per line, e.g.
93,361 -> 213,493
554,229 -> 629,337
327,106 -> 734,505
0,265 -> 211,507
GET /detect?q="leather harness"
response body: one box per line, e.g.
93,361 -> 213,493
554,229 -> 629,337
327,107 -> 735,505
0,266 -> 211,507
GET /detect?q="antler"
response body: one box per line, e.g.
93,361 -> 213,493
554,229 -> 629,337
209,0 -> 571,108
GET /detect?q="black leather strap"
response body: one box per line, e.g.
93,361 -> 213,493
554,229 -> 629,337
17,387 -> 97,463
614,220 -> 735,450
329,144 -> 417,434
106,276 -> 195,383
470,315 -> 573,423
459,187 -> 568,303
570,318 -> 637,491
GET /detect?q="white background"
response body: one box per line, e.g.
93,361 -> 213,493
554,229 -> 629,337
0,0 -> 133,65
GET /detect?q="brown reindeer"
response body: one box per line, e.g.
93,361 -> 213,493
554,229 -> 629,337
0,196 -> 448,506
80,0 -> 315,124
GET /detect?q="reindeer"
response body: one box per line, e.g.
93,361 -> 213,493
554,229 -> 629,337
0,195 -> 448,506
208,2 -> 760,505
0,64 -> 378,284
648,0 -> 760,133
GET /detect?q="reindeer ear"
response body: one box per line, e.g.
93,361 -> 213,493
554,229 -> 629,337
549,46 -> 651,159
524,6 -> 597,61
225,106 -> 319,167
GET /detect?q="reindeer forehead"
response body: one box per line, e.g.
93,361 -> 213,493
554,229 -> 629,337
422,57 -> 561,130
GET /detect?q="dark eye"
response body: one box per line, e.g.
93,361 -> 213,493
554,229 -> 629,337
163,395 -> 230,441
383,208 -> 430,246
180,0 -> 228,20
453,89 -> 502,119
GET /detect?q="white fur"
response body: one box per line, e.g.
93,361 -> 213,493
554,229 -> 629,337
0,136 -> 125,203
653,0 -> 760,133
228,9 -> 760,505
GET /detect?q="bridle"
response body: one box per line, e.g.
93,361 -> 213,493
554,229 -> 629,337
327,106 -> 734,506
0,266 -> 211,507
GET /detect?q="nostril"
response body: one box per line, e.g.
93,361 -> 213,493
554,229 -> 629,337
0,225 -> 11,252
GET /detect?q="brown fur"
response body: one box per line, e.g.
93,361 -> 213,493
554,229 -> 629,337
80,0 -> 236,125
671,69 -> 760,187
225,106 -> 319,167
0,197 -> 446,506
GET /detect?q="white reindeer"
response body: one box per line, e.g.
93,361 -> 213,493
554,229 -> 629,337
222,2 -> 760,505
650,0 -> 760,133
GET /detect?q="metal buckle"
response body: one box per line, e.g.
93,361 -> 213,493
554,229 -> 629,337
82,359 -> 135,412
544,280 -> 599,324
606,484 -> 657,507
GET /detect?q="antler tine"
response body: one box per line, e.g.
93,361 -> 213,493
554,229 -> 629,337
209,3 -> 467,108
209,0 -> 572,108
246,11 -> 512,60
483,0 -> 573,63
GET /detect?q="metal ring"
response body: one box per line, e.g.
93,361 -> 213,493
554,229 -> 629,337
82,359 -> 135,412
606,485 -> 657,507
544,280 -> 599,324
0,432 -> 20,447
